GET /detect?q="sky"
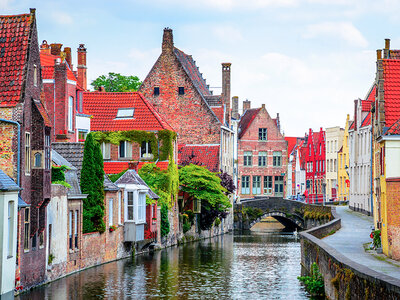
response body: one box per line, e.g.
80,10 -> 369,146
2,0 -> 400,136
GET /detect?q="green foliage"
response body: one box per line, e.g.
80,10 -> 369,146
298,262 -> 325,297
109,169 -> 127,183
179,164 -> 231,211
51,165 -> 70,182
91,72 -> 141,92
214,217 -> 221,227
80,133 -> 106,234
161,204 -> 170,237
52,181 -> 71,188
373,230 -> 381,248
183,222 -> 191,233
48,253 -> 55,265
242,207 -> 264,223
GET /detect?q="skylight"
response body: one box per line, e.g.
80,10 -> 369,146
116,108 -> 134,118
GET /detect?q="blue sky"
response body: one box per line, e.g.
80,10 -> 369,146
3,0 -> 400,136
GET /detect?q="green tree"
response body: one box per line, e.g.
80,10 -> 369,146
91,72 -> 141,92
80,133 -> 106,233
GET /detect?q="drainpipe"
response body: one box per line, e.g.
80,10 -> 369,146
0,118 -> 21,186
370,126 -> 374,216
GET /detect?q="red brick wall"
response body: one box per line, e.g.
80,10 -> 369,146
386,179 -> 400,260
238,108 -> 288,198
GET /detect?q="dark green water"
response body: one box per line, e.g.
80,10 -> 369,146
17,232 -> 309,299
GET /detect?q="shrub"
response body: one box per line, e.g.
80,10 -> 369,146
161,204 -> 170,237
214,217 -> 221,227
183,222 -> 191,233
51,165 -> 69,182
373,230 -> 381,248
298,262 -> 325,297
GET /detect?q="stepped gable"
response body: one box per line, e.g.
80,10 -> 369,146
0,12 -> 33,107
238,108 -> 261,138
82,92 -> 174,132
178,144 -> 220,172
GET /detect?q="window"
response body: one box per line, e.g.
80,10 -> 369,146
259,128 -> 267,141
273,151 -> 282,167
78,131 -> 87,142
241,176 -> 250,194
264,176 -> 273,194
24,208 -> 30,251
39,231 -> 44,248
154,87 -> 160,96
69,211 -> 73,249
33,64 -> 37,87
68,96 -> 74,131
178,87 -> 185,95
119,141 -> 132,159
127,191 -> 134,221
116,108 -> 135,118
118,191 -> 122,224
141,141 -> 152,158
45,134 -> 50,169
7,201 -> 14,257
258,151 -> 267,166
274,176 -> 284,194
101,143 -> 111,160
109,198 -> 113,226
74,210 -> 78,249
34,153 -> 42,168
193,199 -> 201,214
138,192 -> 146,223
243,151 -> 252,166
319,144 -> 321,155
309,144 -> 311,156
253,176 -> 261,194
25,132 -> 31,174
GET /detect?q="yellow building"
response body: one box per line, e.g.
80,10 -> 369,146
337,115 -> 350,201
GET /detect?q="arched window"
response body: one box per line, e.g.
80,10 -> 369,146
34,152 -> 42,167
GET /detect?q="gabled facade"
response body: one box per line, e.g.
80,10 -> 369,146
0,9 -> 52,289
337,115 -> 350,201
305,128 -> 326,203
295,141 -> 307,197
285,137 -> 300,198
139,28 -> 234,177
40,41 -> 90,143
325,126 -> 344,200
238,102 -> 287,199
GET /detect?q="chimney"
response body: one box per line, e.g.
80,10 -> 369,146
40,40 -> 50,54
377,49 -> 382,60
77,44 -> 87,91
232,96 -> 239,119
64,47 -> 72,69
50,43 -> 63,56
222,63 -> 231,126
243,99 -> 251,111
162,28 -> 174,53
384,38 -> 391,59
277,113 -> 280,132
261,104 -> 266,109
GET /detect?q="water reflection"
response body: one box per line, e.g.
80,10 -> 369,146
17,232 -> 308,299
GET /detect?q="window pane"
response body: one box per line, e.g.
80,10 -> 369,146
119,141 -> 125,158
116,108 -> 134,118
128,192 -> 133,205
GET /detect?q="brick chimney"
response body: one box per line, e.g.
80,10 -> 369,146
243,99 -> 251,111
50,43 -> 63,56
64,47 -> 72,69
77,44 -> 87,91
222,62 -> 231,126
232,96 -> 239,119
40,40 -> 50,54
162,28 -> 174,53
276,113 -> 280,132
377,49 -> 382,60
384,38 -> 390,59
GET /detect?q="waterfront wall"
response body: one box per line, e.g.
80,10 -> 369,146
300,208 -> 400,299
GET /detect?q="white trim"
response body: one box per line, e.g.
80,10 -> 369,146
42,79 -> 55,84
67,79 -> 77,85
378,135 -> 400,142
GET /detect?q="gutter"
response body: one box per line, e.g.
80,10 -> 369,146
0,118 -> 21,186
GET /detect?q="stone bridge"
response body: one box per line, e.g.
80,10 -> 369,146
234,197 -> 332,231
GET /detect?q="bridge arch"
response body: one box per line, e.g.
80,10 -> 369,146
249,211 -> 304,231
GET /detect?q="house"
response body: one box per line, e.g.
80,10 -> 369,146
348,85 -> 374,215
0,9 -> 52,289
325,126 -> 344,200
337,115 -> 350,202
40,41 -> 91,142
295,141 -> 307,197
285,137 -> 300,199
305,128 -> 326,204
237,101 -> 287,199
139,28 -> 235,177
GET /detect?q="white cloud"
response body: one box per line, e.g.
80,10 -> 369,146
0,0 -> 13,10
303,22 -> 368,47
157,0 -> 298,10
51,11 -> 73,25
213,25 -> 243,42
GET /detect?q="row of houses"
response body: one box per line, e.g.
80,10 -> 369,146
0,10 -> 240,297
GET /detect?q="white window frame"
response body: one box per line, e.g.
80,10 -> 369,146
140,141 -> 152,158
118,191 -> 122,224
25,132 -> 31,175
126,191 -> 135,221
68,96 -> 74,131
109,198 -> 113,226
74,210 -> 78,249
241,176 -> 250,194
119,141 -> 132,159
7,201 -> 14,257
33,64 -> 38,87
101,142 -> 111,160
137,192 -> 146,223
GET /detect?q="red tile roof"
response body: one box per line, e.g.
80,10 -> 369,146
361,112 -> 371,127
0,12 -> 33,107
82,92 -> 174,132
138,161 -> 169,171
238,108 -> 261,138
33,98 -> 51,127
178,144 -> 220,172
104,161 -> 169,174
382,59 -> 400,128
361,100 -> 372,112
366,85 -> 376,101
211,106 -> 224,124
40,52 -> 78,82
385,117 -> 400,135
285,137 -> 298,156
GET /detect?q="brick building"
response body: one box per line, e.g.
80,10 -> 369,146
237,101 -> 288,199
40,41 -> 90,142
0,10 -> 52,289
304,128 -> 326,204
139,28 -> 234,177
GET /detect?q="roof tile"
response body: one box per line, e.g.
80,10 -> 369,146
178,144 -> 220,172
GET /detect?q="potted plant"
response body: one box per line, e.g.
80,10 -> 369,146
109,225 -> 117,232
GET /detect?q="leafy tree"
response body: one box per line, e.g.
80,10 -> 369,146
217,171 -> 236,195
80,133 -> 106,233
91,72 -> 141,92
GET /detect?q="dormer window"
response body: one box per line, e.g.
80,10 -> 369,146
178,87 -> 185,95
116,108 -> 134,119
154,87 -> 160,96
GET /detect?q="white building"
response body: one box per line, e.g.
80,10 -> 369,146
295,141 -> 306,197
348,87 -> 374,215
325,127 -> 344,200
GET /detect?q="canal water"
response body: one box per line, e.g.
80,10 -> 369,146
17,232 -> 309,299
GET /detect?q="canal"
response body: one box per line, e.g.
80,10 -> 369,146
17,232 -> 309,299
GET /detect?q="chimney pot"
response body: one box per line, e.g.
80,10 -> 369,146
162,28 -> 174,53
232,96 -> 239,119
377,49 -> 382,60
77,44 -> 87,90
64,47 -> 72,68
222,62 -> 232,126
243,99 -> 251,111
40,40 -> 50,54
261,104 -> 266,109
50,43 -> 63,56
385,38 -> 390,50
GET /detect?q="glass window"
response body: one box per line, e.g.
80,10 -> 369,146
25,132 -> 31,174
138,193 -> 146,223
7,201 -> 14,257
241,176 -> 250,194
154,87 -> 160,96
253,176 -> 261,194
118,191 -> 122,224
141,141 -> 152,158
264,176 -> 272,194
243,151 -> 252,166
127,191 -> 134,221
78,131 -> 87,142
178,87 -> 185,95
68,96 -> 74,131
24,207 -> 30,251
273,151 -> 282,167
101,143 -> 111,160
109,199 -> 113,226
39,231 -> 44,248
45,134 -> 51,169
34,153 -> 42,168
116,108 -> 134,118
32,233 -> 37,250
258,151 -> 267,166
69,211 -> 73,249
274,176 -> 284,194
74,210 -> 78,249
33,64 -> 38,86
119,141 -> 132,159
259,128 -> 267,141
